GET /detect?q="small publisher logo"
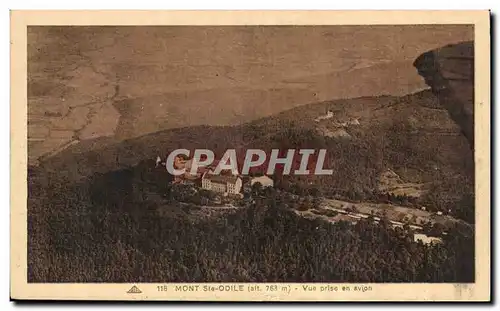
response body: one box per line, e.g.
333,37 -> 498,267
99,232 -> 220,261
127,285 -> 142,294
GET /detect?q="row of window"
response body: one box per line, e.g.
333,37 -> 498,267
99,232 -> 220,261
202,179 -> 241,193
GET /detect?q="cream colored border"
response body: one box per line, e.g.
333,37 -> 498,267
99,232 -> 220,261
10,10 -> 491,301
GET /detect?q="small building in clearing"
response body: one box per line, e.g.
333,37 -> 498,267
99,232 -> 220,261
201,172 -> 242,195
314,110 -> 334,122
250,175 -> 274,188
413,233 -> 443,245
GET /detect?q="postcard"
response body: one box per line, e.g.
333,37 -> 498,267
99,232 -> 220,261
10,10 -> 490,301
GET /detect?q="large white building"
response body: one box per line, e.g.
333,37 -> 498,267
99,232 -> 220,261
201,172 -> 242,195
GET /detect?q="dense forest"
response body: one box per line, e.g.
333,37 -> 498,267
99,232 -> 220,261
27,162 -> 474,283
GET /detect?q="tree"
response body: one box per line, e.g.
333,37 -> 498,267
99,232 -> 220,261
309,187 -> 321,197
251,182 -> 263,196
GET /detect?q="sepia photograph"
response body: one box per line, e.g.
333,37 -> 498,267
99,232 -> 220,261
10,10 -> 490,301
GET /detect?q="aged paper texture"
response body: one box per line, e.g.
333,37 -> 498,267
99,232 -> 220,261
10,10 -> 490,301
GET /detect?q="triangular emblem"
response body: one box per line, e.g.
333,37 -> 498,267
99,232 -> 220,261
127,285 -> 142,294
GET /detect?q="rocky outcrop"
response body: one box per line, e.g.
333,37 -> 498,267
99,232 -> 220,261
413,41 -> 474,147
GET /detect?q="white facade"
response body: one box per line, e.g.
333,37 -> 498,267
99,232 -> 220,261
202,173 -> 242,195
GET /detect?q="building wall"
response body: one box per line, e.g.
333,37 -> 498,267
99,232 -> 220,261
227,178 -> 242,194
202,179 -> 210,190
202,176 -> 242,194
213,183 -> 226,193
202,179 -> 225,193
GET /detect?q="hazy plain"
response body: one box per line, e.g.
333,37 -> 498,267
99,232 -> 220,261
27,25 -> 473,164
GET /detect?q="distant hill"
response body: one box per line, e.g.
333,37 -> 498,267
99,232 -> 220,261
27,26 -> 473,164
31,87 -> 473,221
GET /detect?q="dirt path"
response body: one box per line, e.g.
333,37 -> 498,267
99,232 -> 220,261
295,197 -> 471,233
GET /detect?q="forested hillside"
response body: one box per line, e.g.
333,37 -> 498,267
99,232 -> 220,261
36,89 -> 474,223
28,162 -> 474,283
